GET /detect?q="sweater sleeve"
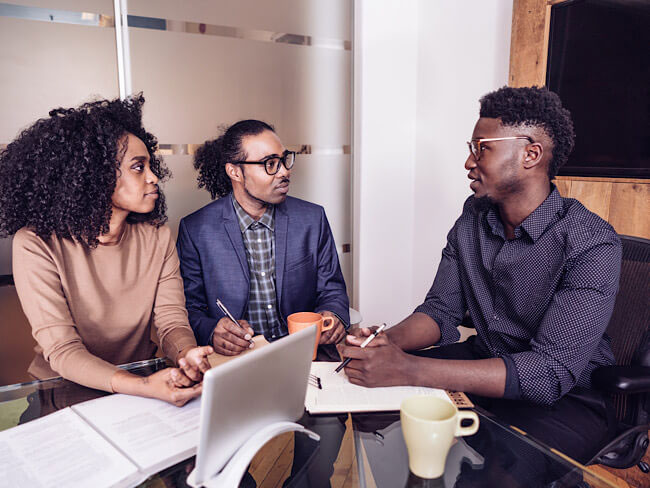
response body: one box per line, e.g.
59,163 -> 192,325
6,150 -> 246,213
12,229 -> 119,392
151,226 -> 198,362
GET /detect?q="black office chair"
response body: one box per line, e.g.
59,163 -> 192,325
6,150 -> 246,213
590,235 -> 650,472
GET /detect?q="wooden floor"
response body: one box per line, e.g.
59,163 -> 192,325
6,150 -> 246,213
597,451 -> 650,488
251,416 -> 376,488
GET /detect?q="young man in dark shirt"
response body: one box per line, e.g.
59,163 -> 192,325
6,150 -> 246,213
340,87 -> 621,470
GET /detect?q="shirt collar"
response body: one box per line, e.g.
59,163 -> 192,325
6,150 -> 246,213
231,193 -> 275,232
519,185 -> 564,242
485,185 -> 564,242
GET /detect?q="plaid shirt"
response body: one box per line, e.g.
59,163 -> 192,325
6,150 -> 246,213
232,195 -> 285,339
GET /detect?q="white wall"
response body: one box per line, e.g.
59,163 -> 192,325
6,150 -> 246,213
354,0 -> 513,326
353,0 -> 419,326
411,1 -> 513,305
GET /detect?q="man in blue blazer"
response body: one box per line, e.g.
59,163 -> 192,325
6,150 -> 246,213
176,119 -> 349,361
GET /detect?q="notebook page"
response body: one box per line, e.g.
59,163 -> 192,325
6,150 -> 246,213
73,394 -> 201,476
0,408 -> 142,488
306,362 -> 451,413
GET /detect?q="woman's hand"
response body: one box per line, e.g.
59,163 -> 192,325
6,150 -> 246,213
176,345 -> 214,383
111,368 -> 203,407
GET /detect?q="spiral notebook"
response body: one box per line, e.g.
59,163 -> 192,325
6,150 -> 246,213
305,362 -> 473,414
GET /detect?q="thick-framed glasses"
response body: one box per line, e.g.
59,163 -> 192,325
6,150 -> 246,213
233,150 -> 296,175
466,136 -> 533,161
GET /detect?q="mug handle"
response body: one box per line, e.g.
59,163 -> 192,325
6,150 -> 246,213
321,316 -> 335,332
455,410 -> 479,437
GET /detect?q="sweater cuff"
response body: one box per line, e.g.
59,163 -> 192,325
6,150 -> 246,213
161,327 -> 198,364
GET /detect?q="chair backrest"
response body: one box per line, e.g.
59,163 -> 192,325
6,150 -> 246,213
604,235 -> 650,424
606,235 -> 650,366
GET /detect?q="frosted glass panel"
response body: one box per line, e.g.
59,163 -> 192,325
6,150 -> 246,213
289,154 -> 351,247
131,29 -> 350,146
160,155 -> 213,239
9,1 -> 113,15
0,16 -> 118,142
128,0 -> 351,41
128,0 -> 352,294
0,11 -> 118,274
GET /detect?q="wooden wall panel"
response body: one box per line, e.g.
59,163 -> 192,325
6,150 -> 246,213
555,177 -> 650,239
512,1 -> 649,241
509,0 -> 549,86
569,180 -> 613,222
554,178 -> 571,197
608,182 -> 650,239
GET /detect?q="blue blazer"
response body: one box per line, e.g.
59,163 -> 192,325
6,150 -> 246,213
177,195 -> 350,345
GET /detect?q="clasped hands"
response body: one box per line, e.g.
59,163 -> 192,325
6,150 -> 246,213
112,345 -> 214,407
337,326 -> 413,387
152,345 -> 214,406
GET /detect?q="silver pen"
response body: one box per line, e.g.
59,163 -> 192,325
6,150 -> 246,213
216,298 -> 254,345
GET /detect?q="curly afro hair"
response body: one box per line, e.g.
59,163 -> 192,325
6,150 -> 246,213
0,93 -> 169,247
194,119 -> 275,199
479,86 -> 575,178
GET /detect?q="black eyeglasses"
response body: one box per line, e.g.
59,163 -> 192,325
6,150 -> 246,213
466,137 -> 533,161
233,150 -> 296,175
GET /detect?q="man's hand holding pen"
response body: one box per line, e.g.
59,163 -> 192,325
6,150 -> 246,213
337,326 -> 414,388
212,317 -> 255,356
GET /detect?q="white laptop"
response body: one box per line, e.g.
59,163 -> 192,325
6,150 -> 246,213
188,325 -> 317,487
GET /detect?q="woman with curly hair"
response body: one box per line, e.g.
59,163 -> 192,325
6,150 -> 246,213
0,94 -> 212,406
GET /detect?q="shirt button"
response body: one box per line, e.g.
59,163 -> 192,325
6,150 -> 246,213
261,272 -> 266,276
257,239 -> 262,243
493,314 -> 498,320
267,304 -> 273,309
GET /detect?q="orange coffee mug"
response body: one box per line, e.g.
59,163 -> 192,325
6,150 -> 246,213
287,312 -> 335,360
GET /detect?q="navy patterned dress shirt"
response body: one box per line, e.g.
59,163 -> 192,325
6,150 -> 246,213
414,187 -> 621,406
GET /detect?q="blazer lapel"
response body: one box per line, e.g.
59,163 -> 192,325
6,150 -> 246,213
222,200 -> 250,283
275,202 -> 288,307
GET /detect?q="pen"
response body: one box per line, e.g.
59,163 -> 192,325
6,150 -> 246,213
335,323 -> 387,373
216,298 -> 254,346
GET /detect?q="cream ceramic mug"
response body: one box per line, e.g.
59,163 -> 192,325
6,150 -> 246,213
401,396 -> 479,479
287,312 -> 334,360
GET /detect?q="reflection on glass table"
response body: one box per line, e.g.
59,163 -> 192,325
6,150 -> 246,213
0,358 -> 617,488
352,409 -> 617,488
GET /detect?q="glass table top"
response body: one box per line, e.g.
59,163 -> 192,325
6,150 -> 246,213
0,358 -> 616,488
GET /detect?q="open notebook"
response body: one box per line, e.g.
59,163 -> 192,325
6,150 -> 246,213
305,362 -> 473,414
0,393 -> 200,488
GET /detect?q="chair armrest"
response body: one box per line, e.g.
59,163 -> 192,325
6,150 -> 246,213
591,366 -> 650,394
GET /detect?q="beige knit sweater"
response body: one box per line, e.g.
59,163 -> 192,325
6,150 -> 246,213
12,223 -> 197,392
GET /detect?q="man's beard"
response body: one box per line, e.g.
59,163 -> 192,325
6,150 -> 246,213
242,171 -> 275,207
243,185 -> 272,207
470,195 -> 495,214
